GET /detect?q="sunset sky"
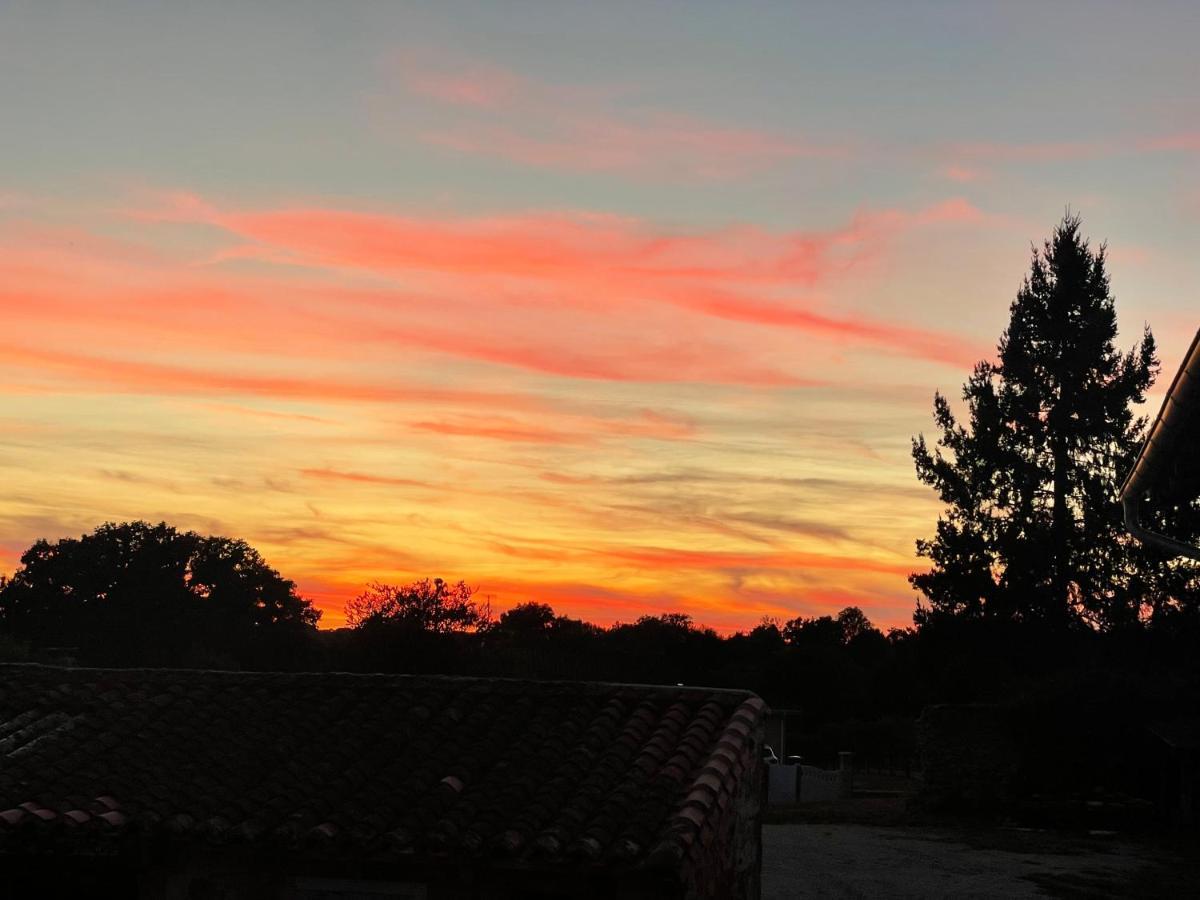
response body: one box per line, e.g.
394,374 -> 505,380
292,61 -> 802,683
2,3 -> 1198,630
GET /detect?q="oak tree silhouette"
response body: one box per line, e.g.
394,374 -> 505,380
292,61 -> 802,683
345,578 -> 490,632
0,521 -> 319,666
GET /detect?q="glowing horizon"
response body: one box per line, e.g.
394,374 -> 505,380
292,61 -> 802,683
2,4 -> 1198,631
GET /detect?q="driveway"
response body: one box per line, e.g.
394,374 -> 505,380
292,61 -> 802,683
762,823 -> 1179,898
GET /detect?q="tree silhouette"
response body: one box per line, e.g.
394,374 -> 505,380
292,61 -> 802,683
495,601 -> 557,635
912,214 -> 1166,629
345,578 -> 490,632
0,521 -> 319,666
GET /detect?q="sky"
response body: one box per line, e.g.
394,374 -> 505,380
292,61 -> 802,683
1,2 -> 1198,631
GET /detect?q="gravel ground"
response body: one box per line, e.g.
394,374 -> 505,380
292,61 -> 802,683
762,823 -> 1180,899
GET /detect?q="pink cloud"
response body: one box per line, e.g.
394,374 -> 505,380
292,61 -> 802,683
411,416 -> 591,445
678,288 -> 976,369
0,343 -> 548,409
947,139 -> 1117,163
138,193 -> 985,370
381,56 -> 841,179
0,230 -> 811,388
405,65 -> 522,109
4,191 -> 992,415
1139,133 -> 1200,153
392,328 -> 811,387
940,164 -> 983,183
936,131 -> 1200,171
423,113 -> 834,180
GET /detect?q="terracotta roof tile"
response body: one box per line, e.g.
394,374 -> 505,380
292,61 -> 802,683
0,664 -> 766,876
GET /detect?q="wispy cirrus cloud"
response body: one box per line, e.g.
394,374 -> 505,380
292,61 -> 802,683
395,56 -> 1200,188
409,408 -> 696,445
405,64 -> 522,109
939,164 -> 983,183
0,221 -> 813,388
0,342 -> 546,410
1139,132 -> 1200,153
411,416 -> 592,446
935,130 -> 1200,183
421,113 -> 831,180
2,188 -> 982,632
299,468 -> 435,489
133,190 -> 988,371
493,540 -> 914,578
380,55 -> 844,180
946,139 -> 1117,163
596,545 -> 913,578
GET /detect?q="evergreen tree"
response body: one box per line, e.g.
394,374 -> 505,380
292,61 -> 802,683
911,214 -> 1164,629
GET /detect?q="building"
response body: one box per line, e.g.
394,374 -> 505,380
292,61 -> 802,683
1121,327 -> 1200,559
0,664 -> 766,899
1122,326 -> 1200,825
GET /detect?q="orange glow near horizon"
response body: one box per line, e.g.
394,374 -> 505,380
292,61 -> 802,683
3,182 -> 1190,633
0,190 -> 973,631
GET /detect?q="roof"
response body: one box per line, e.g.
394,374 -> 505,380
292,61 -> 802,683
1149,717 -> 1200,751
1121,327 -> 1200,501
0,665 -> 766,875
1120,327 -> 1200,559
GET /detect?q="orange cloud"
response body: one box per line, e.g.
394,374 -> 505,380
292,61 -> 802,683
0,343 -> 545,409
194,403 -> 335,424
452,537 -> 913,579
299,468 -> 434,489
407,409 -> 697,445
584,545 -> 914,578
411,416 -> 591,445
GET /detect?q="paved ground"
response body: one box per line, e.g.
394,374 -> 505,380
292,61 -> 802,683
762,823 -> 1186,899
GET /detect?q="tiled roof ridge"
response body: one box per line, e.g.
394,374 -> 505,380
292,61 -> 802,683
643,695 -> 766,871
0,662 -> 769,879
0,663 -> 763,701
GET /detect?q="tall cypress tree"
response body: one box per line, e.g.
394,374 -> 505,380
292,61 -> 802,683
911,214 -> 1162,630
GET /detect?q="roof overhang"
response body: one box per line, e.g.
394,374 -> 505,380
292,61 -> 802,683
1120,328 -> 1200,559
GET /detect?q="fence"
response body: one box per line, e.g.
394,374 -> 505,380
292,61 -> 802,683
767,752 -> 854,805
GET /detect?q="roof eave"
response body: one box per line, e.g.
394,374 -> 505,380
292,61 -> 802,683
1120,327 -> 1200,559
